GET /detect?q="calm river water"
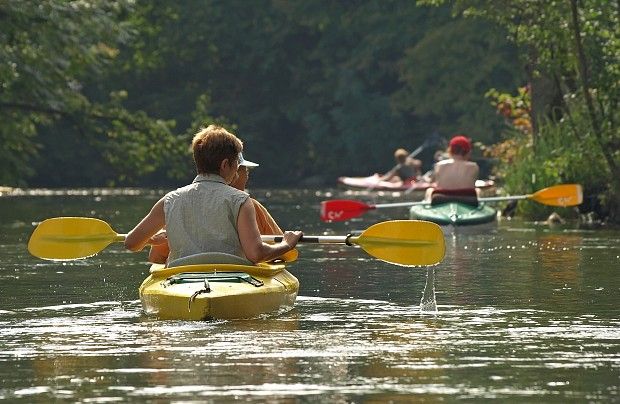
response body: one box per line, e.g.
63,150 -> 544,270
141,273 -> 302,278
0,187 -> 618,402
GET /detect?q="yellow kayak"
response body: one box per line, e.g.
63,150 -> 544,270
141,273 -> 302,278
139,259 -> 299,321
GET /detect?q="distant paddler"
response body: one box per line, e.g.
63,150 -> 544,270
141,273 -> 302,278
424,134 -> 480,203
378,148 -> 423,184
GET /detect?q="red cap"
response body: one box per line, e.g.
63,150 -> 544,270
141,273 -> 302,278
449,135 -> 472,154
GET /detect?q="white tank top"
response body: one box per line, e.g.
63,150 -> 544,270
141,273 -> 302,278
163,174 -> 249,262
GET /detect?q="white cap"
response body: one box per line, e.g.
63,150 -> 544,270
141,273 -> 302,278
238,152 -> 259,167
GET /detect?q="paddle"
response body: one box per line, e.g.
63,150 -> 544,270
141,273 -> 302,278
261,220 -> 445,266
321,184 -> 583,222
27,217 -> 298,263
28,218 -> 445,266
404,132 -> 441,161
366,132 -> 441,191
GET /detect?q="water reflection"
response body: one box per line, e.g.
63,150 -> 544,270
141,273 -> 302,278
0,189 -> 619,401
1,292 -> 619,401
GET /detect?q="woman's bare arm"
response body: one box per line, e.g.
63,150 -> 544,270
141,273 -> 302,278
124,197 -> 166,252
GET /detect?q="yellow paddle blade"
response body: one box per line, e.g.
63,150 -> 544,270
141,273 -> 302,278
28,217 -> 123,260
531,184 -> 583,207
354,220 -> 445,266
276,248 -> 298,263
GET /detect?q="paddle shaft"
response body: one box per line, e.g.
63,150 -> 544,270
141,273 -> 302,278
38,230 -> 360,251
39,229 -> 366,249
370,195 -> 530,209
476,195 -> 530,203
404,169 -> 433,195
262,235 -> 354,244
83,233 -> 340,246
409,132 -> 439,159
393,138 -> 434,171
120,233 -> 317,249
407,143 -> 426,160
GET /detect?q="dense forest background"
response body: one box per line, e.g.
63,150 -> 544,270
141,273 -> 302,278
1,1 -> 618,220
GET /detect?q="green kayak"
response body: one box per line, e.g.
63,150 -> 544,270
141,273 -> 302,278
409,202 -> 496,226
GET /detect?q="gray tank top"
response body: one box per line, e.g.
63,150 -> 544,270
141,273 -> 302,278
163,174 -> 249,262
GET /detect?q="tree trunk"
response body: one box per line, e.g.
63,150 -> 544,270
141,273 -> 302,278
524,49 -> 538,148
569,0 -> 618,175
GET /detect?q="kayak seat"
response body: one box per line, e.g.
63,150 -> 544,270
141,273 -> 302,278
165,272 -> 264,287
431,188 -> 479,207
167,252 -> 252,268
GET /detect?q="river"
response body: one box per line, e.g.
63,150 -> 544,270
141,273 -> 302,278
0,188 -> 618,402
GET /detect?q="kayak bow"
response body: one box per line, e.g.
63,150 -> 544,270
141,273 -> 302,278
140,261 -> 299,320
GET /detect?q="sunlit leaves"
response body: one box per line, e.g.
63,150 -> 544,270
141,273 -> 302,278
424,0 -> 619,219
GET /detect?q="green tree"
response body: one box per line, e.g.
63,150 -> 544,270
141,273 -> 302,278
4,0 -> 528,187
421,0 -> 620,220
0,0 -> 177,186
101,0 -> 523,184
394,16 -> 522,143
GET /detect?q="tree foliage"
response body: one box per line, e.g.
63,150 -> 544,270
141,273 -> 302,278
2,0 -> 525,187
423,0 -> 619,220
0,0 -> 178,186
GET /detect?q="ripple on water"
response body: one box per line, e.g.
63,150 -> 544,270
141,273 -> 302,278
1,196 -> 619,402
0,294 -> 617,401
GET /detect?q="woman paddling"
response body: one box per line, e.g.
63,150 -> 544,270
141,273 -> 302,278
379,148 -> 423,183
124,125 -> 302,264
148,152 -> 283,264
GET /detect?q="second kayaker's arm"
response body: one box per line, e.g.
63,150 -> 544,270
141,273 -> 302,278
237,198 -> 302,264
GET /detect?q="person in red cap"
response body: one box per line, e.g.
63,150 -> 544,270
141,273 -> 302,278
424,134 -> 480,201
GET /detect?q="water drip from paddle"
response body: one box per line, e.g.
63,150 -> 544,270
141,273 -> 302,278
419,266 -> 437,312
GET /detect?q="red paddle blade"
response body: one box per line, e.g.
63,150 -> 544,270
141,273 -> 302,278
320,200 -> 375,222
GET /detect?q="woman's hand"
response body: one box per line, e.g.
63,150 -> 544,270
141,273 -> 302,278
282,230 -> 303,249
149,230 -> 168,246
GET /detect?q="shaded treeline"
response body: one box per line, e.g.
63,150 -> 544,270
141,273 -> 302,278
1,0 -> 522,187
3,0 -> 618,222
